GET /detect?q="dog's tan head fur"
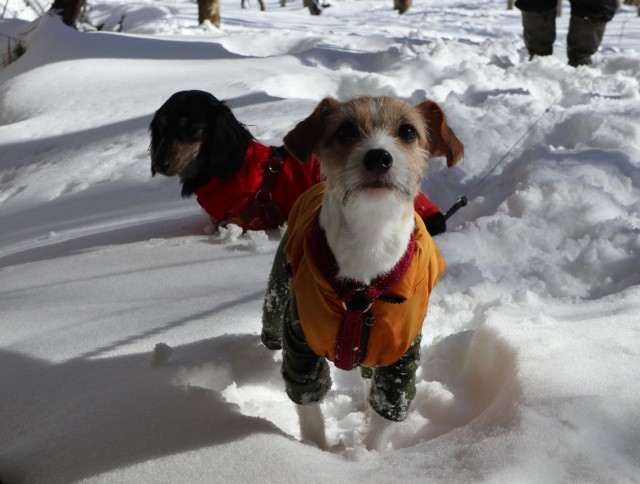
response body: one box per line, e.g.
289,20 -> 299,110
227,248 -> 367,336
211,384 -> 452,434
284,96 -> 463,208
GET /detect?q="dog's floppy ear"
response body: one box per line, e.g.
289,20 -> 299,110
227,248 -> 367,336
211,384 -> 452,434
284,97 -> 340,163
198,99 -> 254,179
149,107 -> 166,176
149,91 -> 189,177
418,100 -> 464,168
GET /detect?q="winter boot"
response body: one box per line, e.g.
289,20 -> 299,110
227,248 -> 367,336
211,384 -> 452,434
521,8 -> 557,59
567,15 -> 607,67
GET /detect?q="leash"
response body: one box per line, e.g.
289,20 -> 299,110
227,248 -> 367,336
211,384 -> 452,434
615,9 -> 638,48
443,196 -> 468,221
441,92 -> 563,221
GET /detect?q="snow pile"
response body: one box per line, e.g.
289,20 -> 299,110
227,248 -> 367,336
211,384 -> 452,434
1,0 -> 639,482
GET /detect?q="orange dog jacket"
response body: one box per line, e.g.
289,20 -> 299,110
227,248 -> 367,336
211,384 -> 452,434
285,182 -> 446,368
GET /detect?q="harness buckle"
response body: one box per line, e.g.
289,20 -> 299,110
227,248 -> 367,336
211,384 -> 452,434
342,293 -> 372,312
268,157 -> 283,174
255,189 -> 272,203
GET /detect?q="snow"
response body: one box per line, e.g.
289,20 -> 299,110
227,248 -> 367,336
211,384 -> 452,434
1,0 -> 639,481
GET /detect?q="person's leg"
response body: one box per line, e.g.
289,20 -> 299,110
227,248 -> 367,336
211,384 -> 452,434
521,8 -> 558,58
566,0 -> 616,67
516,0 -> 558,59
566,15 -> 607,66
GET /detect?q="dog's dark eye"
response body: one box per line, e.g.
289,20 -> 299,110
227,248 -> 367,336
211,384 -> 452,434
189,127 -> 204,138
335,122 -> 359,143
398,124 -> 418,143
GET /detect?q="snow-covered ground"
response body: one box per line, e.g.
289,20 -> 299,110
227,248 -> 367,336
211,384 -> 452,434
1,0 -> 639,481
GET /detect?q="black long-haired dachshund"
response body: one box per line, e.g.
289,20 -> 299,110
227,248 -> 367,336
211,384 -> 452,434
149,90 -> 254,197
149,90 -> 325,230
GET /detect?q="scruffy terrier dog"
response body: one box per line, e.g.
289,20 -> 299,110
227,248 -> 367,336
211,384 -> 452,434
262,95 -> 463,450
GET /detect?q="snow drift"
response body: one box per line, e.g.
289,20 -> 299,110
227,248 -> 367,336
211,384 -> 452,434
1,0 -> 639,481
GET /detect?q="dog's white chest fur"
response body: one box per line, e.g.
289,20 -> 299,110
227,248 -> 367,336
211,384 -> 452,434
319,191 -> 415,285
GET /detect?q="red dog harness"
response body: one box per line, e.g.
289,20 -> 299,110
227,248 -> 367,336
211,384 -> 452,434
309,213 -> 417,370
195,142 -> 321,231
195,141 -> 442,231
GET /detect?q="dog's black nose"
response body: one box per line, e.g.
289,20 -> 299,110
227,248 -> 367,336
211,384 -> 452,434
153,158 -> 169,173
363,149 -> 393,175
153,157 -> 171,174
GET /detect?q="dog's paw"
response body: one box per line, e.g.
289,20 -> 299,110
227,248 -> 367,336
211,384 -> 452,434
298,438 -> 328,450
362,411 -> 394,451
209,223 -> 243,244
328,440 -> 347,454
297,404 -> 329,450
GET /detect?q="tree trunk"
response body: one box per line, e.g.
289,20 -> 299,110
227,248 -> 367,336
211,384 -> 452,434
50,0 -> 86,27
394,0 -> 412,14
198,0 -> 221,28
622,0 -> 640,16
507,0 -> 514,10
303,0 -> 322,15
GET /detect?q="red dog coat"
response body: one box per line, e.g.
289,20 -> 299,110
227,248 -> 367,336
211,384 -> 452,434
195,141 -> 441,231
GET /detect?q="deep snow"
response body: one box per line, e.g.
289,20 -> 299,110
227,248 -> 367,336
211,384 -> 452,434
1,0 -> 639,482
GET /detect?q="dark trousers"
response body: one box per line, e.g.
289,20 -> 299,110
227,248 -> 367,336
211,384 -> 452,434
515,0 -> 616,21
516,0 -> 614,66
